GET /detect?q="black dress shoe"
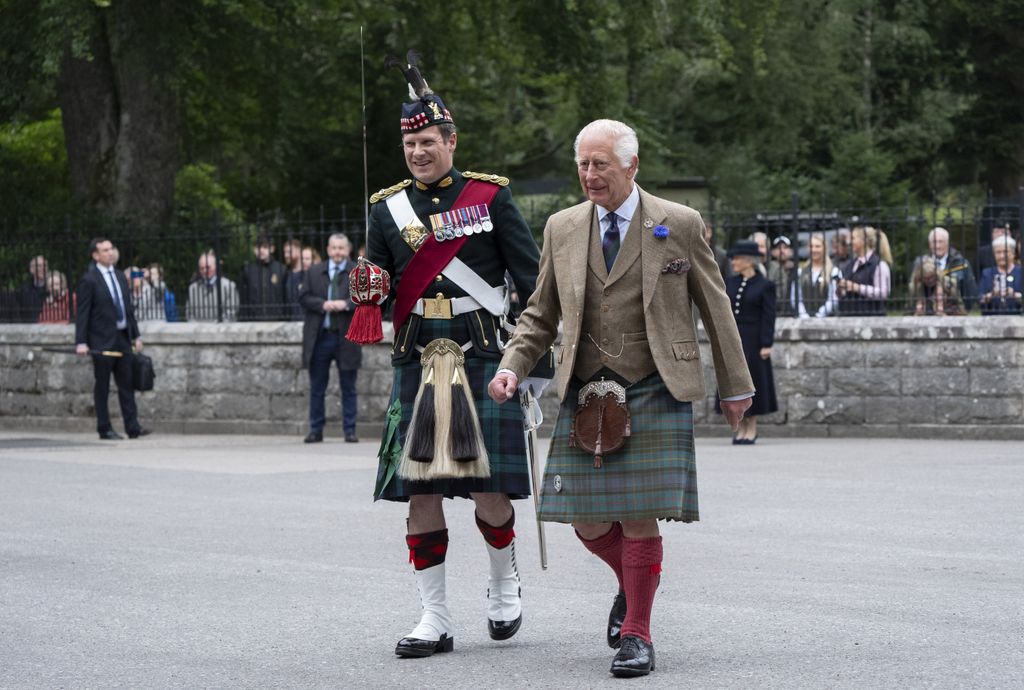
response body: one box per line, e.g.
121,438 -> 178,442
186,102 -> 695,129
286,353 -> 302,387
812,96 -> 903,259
344,434 -> 359,443
610,636 -> 655,677
304,431 -> 323,444
98,430 -> 124,441
488,614 -> 522,641
395,633 -> 454,658
128,428 -> 151,439
607,591 -> 627,648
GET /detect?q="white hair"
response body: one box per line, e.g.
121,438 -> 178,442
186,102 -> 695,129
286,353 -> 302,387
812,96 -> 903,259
928,226 -> 949,243
573,119 -> 638,168
993,236 -> 1017,252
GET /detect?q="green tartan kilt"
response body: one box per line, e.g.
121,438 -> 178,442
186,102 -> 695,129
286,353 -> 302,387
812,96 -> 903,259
374,316 -> 530,502
538,373 -> 698,523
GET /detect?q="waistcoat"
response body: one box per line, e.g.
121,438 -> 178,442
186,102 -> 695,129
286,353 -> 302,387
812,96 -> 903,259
840,253 -> 884,315
575,208 -> 657,383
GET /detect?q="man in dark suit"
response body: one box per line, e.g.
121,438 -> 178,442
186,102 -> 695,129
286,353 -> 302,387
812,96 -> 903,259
298,232 -> 361,443
75,238 -> 150,440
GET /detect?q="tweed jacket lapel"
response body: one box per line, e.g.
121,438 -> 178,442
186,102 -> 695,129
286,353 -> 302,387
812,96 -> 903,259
587,209 -> 608,281
637,187 -> 670,311
562,202 -> 594,309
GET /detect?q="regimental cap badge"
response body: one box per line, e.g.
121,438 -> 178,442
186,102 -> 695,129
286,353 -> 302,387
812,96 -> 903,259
386,50 -> 454,133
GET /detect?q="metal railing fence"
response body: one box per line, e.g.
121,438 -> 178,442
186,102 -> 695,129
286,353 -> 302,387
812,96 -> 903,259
2,196 -> 1022,324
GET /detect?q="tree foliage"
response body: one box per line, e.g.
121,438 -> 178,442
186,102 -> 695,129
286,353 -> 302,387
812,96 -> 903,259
0,0 -> 1021,226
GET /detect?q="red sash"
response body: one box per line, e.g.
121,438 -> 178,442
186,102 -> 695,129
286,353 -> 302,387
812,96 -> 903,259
391,179 -> 500,330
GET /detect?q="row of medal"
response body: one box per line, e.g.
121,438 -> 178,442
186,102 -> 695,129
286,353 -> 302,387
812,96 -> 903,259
427,203 -> 494,242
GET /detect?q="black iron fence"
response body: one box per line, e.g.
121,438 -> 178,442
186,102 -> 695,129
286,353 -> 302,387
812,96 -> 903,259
706,196 -> 1022,316
2,197 -> 1022,324
1,208 -> 366,324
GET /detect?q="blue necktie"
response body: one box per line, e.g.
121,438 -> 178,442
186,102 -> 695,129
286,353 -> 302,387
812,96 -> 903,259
603,213 -> 621,272
106,269 -> 125,322
328,264 -> 343,330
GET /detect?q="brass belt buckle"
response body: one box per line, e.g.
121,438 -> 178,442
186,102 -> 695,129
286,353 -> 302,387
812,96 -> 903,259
422,292 -> 453,319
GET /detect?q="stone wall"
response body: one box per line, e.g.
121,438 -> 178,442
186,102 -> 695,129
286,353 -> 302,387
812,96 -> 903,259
1,316 -> 1021,439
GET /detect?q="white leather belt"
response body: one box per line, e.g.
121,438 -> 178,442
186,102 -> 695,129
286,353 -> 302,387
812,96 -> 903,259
412,294 -> 483,317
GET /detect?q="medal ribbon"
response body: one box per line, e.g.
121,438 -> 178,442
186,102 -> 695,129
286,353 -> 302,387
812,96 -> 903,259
392,180 -> 501,330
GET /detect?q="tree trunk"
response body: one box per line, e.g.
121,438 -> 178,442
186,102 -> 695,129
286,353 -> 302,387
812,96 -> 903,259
56,4 -> 180,226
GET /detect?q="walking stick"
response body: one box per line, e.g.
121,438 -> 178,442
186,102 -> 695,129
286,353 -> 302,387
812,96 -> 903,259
521,386 -> 548,570
39,347 -> 123,357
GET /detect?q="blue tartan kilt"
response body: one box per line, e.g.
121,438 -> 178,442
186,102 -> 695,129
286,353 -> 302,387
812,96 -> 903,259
538,373 -> 698,523
374,316 -> 530,501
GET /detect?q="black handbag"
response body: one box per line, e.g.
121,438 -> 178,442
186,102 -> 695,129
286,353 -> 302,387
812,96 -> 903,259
132,352 -> 156,392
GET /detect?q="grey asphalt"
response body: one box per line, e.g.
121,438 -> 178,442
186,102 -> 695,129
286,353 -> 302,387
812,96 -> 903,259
1,432 -> 1021,689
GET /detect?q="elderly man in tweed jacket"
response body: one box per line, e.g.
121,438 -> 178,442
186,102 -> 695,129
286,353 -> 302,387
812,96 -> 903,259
490,119 -> 753,678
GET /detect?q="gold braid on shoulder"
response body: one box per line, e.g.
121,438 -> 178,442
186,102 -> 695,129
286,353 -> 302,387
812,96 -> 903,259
369,179 -> 413,204
462,171 -> 509,186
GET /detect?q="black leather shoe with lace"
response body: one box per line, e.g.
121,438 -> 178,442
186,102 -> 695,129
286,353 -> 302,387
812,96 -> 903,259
395,633 -> 454,658
607,591 -> 627,648
610,635 -> 655,677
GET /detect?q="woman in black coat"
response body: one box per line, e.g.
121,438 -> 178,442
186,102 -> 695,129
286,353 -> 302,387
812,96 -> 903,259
717,240 -> 778,444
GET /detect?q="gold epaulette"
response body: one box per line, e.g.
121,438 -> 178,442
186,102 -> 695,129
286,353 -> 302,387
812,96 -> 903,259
462,171 -> 510,186
369,179 -> 413,204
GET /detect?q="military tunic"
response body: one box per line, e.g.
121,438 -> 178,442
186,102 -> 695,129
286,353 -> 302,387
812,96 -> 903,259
369,168 -> 541,501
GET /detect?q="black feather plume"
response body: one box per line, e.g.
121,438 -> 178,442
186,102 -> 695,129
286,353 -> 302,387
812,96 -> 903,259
386,50 -> 432,100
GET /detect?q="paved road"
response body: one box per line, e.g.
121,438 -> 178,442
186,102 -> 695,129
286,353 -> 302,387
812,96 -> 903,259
1,432 -> 1021,689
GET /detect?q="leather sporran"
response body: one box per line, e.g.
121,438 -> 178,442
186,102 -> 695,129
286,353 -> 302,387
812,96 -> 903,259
569,379 -> 631,468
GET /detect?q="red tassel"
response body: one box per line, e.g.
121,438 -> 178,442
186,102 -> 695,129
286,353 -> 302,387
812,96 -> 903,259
345,303 -> 384,345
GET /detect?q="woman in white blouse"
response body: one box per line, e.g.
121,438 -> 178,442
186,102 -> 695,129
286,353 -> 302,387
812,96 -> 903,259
791,232 -> 840,317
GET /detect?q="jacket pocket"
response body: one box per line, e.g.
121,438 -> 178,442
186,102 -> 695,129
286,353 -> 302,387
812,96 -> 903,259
391,316 -> 421,365
671,340 -> 700,361
466,312 -> 503,360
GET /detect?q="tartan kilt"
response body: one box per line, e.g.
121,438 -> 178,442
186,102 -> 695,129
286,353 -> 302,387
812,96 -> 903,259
374,315 -> 530,501
538,373 -> 698,523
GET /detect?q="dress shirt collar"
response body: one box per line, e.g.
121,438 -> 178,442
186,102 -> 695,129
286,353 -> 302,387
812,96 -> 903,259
596,185 -> 639,236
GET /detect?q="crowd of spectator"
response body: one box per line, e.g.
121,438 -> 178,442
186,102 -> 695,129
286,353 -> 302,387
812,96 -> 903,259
4,222 -> 1021,324
4,235 -> 338,325
743,222 -> 1021,317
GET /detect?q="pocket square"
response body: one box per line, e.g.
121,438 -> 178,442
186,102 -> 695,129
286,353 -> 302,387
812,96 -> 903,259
662,257 -> 691,274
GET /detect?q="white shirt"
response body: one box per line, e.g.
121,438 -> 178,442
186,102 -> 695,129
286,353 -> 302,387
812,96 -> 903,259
103,266 -> 127,330
596,185 -> 640,242
323,261 -> 346,328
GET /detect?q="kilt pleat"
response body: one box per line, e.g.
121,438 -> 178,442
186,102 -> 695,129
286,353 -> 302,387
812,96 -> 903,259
538,374 -> 698,523
374,317 -> 530,501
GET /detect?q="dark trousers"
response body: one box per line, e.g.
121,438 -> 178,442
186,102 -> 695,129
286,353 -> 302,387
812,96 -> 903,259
308,329 -> 358,435
92,331 -> 139,433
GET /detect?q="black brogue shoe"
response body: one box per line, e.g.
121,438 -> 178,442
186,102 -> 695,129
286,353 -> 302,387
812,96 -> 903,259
607,591 -> 627,648
610,636 -> 655,678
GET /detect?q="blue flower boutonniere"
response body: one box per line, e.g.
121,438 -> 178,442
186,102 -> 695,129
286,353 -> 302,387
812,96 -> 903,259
653,225 -> 669,239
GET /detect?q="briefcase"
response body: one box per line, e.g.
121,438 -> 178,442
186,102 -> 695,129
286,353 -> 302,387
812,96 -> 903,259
132,352 -> 156,392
